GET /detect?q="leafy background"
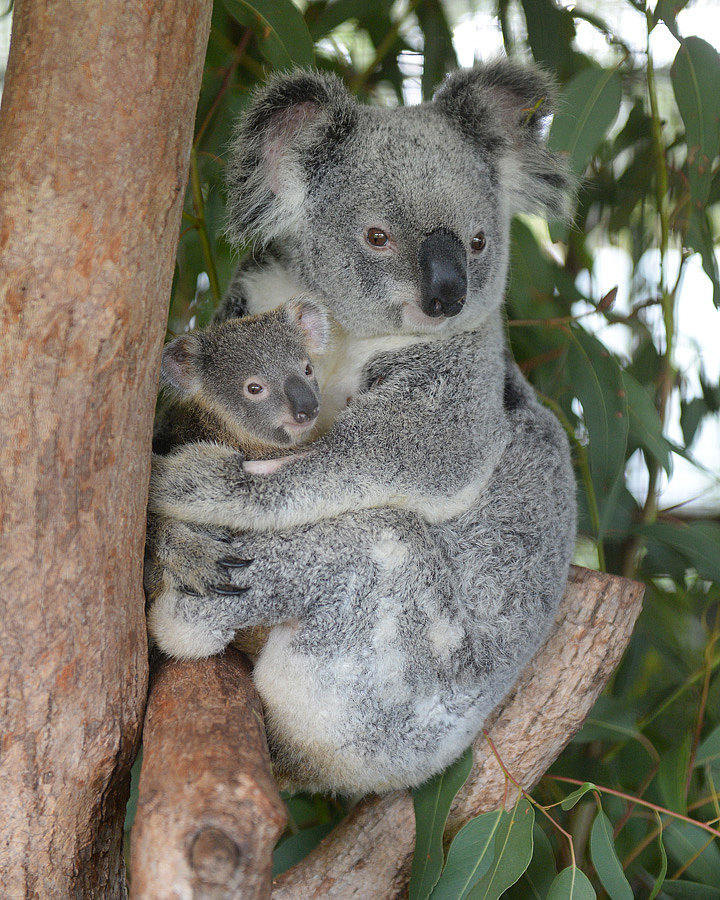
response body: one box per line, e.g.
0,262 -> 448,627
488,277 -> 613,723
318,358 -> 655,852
25,0 -> 711,894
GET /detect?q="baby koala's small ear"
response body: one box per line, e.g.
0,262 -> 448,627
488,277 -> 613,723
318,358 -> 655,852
284,296 -> 331,355
160,334 -> 203,395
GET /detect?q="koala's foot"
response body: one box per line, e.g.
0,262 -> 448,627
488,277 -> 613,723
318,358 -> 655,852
144,515 -> 325,659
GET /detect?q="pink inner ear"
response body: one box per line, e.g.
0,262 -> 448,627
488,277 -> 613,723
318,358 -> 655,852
263,102 -> 322,194
161,337 -> 199,394
297,307 -> 329,354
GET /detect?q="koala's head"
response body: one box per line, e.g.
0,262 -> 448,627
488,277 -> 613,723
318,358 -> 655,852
161,298 -> 329,448
226,61 -> 571,338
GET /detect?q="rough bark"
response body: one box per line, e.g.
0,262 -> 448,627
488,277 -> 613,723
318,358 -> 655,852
271,566 -> 645,899
130,649 -> 287,900
0,2 -> 212,896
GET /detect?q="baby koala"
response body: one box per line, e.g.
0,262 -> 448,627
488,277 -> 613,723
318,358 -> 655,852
154,297 -> 329,463
150,296 -> 330,657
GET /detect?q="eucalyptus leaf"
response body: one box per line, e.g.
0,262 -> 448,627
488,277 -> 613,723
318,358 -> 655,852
660,881 -> 720,899
549,67 -> 622,177
649,811 -> 668,900
695,724 -> 720,767
638,522 -> 720,583
565,326 -> 629,536
657,734 -> 691,814
561,782 -> 596,811
410,747 -> 474,900
687,209 -> 720,308
466,797 -> 535,900
415,0 -> 458,101
224,0 -> 315,69
520,0 -> 578,79
429,809 -> 503,900
621,371 -> 673,475
546,866 -> 597,899
671,37 -> 720,207
664,822 -> 720,886
503,824 -> 557,900
589,810 -> 633,900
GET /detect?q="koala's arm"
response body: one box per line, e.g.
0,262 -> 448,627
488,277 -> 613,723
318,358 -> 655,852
148,352 -> 507,533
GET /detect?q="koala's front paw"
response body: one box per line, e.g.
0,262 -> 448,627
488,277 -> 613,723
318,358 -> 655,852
145,516 -> 259,659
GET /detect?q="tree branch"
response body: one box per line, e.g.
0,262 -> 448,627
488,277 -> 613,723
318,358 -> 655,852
131,649 -> 287,900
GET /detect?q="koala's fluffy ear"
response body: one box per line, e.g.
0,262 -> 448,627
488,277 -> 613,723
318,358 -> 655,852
433,60 -> 573,219
226,70 -> 356,247
160,334 -> 203,395
283,296 -> 331,356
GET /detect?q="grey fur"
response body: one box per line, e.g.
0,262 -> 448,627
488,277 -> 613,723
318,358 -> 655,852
145,61 -> 577,795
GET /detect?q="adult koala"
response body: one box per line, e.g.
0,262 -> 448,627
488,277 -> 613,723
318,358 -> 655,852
146,60 -> 577,795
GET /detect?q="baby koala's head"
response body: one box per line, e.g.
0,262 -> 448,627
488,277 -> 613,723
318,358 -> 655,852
160,297 -> 330,450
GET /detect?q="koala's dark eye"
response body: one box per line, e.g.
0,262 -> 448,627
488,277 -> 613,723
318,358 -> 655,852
366,227 -> 389,248
245,382 -> 264,396
470,231 -> 486,253
305,362 -> 313,377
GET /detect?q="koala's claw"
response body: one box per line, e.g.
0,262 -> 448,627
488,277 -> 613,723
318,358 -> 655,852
213,583 -> 251,597
218,556 -> 254,569
179,584 -> 203,598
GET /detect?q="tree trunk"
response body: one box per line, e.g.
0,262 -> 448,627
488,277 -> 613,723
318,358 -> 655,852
0,2 -> 212,896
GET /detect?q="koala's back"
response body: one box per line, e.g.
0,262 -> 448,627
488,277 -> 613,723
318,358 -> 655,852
253,377 -> 575,795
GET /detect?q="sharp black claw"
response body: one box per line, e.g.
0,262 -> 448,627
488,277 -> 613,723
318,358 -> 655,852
213,583 -> 251,597
179,584 -> 202,598
218,556 -> 254,569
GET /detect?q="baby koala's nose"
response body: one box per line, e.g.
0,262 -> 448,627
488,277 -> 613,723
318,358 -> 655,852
284,375 -> 319,424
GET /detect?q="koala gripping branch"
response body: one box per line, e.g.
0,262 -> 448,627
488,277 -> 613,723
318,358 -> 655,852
271,566 -> 644,899
129,567 -> 642,898
264,566 -> 643,899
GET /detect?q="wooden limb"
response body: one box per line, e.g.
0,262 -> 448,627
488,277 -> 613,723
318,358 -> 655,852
272,566 -> 644,899
0,1 -> 212,894
131,648 -> 287,900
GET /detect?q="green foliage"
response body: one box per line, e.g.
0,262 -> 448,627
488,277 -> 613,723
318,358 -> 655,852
171,0 -> 720,893
546,866 -> 597,899
429,795 -> 534,900
590,810 -> 634,900
410,747 -> 474,900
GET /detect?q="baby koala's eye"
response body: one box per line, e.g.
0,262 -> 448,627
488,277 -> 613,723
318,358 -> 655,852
245,381 -> 264,396
305,362 -> 313,378
470,231 -> 486,253
365,227 -> 389,248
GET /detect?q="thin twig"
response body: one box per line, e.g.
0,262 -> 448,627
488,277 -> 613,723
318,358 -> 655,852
484,732 -> 578,870
546,775 -> 720,843
189,146 -> 221,305
194,28 -> 253,148
685,616 -> 720,795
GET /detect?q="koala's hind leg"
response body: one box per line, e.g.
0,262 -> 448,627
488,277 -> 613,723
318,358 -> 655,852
144,512 -> 382,660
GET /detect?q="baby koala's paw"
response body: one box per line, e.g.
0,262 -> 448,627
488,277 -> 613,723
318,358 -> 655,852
243,450 -> 311,476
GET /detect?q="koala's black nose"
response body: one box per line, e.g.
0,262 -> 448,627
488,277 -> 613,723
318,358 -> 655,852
418,228 -> 467,318
284,375 -> 319,423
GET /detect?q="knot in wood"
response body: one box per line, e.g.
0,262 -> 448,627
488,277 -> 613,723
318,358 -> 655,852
189,826 -> 241,884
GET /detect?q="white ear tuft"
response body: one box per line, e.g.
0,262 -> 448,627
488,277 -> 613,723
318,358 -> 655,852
160,334 -> 203,395
283,296 -> 331,355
